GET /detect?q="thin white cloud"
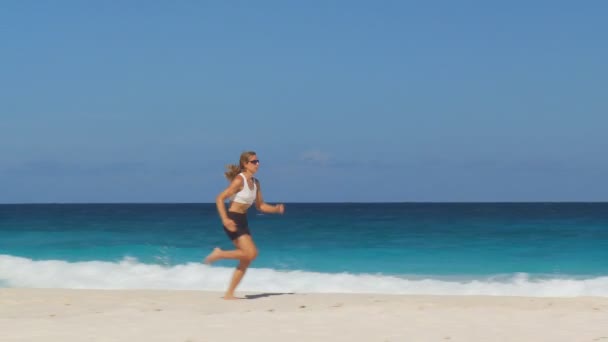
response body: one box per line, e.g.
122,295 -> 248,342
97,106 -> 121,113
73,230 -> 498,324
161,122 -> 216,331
300,150 -> 331,164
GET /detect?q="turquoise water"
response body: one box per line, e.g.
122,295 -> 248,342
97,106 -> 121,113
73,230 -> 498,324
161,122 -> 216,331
1,203 -> 607,296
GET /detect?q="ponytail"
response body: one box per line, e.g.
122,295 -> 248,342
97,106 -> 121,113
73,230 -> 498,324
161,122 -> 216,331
224,164 -> 242,181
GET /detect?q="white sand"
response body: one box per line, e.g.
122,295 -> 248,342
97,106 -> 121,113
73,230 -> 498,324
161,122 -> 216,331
1,288 -> 607,341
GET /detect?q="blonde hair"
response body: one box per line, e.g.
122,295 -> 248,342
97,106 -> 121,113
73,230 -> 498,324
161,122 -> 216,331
224,151 -> 257,181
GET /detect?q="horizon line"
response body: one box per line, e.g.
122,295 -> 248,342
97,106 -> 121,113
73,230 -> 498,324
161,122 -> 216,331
1,201 -> 608,205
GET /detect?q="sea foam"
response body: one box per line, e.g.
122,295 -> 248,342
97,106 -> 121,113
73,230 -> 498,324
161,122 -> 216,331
1,254 -> 607,297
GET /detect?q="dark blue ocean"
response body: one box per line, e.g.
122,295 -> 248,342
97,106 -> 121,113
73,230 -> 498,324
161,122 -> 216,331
1,203 -> 607,296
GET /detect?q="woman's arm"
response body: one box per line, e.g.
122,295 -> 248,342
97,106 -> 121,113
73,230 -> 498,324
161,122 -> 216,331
254,179 -> 285,214
216,177 -> 243,225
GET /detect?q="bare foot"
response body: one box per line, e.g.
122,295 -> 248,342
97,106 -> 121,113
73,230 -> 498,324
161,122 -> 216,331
223,295 -> 240,300
204,247 -> 222,264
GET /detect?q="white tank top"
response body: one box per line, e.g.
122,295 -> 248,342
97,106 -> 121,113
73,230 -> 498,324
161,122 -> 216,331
232,173 -> 257,205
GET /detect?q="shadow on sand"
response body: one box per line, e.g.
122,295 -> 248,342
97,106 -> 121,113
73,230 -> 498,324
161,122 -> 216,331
244,292 -> 296,300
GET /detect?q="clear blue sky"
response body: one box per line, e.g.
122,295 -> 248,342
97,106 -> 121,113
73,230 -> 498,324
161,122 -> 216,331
1,1 -> 607,203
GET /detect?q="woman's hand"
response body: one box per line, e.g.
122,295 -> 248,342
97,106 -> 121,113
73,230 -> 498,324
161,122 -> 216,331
275,204 -> 285,214
222,218 -> 237,232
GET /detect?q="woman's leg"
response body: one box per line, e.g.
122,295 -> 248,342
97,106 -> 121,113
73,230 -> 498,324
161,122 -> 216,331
224,234 -> 258,299
204,246 -> 245,263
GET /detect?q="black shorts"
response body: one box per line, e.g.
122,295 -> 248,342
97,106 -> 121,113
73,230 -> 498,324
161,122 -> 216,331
223,211 -> 251,240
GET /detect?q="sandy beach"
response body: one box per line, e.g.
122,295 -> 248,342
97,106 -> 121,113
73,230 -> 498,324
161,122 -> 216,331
1,289 -> 606,342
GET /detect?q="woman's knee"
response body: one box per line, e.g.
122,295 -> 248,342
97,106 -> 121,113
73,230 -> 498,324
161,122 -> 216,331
235,236 -> 258,261
244,248 -> 258,261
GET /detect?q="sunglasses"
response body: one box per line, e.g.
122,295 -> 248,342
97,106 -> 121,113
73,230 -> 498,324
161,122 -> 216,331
248,159 -> 260,165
